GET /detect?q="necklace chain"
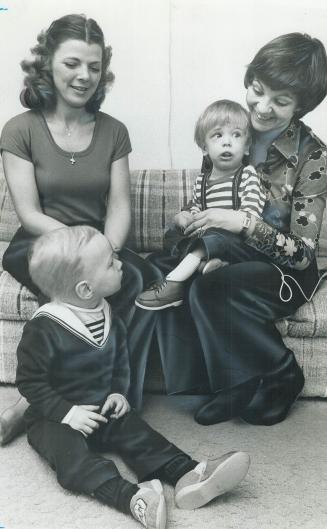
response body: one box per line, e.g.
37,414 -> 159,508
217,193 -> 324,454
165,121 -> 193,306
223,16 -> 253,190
64,124 -> 77,165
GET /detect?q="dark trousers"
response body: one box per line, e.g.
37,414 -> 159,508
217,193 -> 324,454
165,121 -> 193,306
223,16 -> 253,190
27,410 -> 189,495
148,229 -> 315,395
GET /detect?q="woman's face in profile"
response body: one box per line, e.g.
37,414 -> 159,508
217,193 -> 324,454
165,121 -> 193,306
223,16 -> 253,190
246,78 -> 298,133
51,39 -> 102,109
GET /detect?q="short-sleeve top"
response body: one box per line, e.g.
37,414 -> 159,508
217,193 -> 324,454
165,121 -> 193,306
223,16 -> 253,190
0,110 -> 131,226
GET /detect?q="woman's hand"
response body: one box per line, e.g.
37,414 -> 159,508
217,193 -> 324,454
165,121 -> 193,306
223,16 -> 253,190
184,208 -> 245,236
174,211 -> 194,230
101,393 -> 131,419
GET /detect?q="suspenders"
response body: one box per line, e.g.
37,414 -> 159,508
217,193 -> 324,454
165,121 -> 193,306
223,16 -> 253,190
200,164 -> 245,211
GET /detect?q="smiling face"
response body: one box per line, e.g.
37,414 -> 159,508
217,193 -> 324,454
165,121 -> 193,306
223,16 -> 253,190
246,79 -> 298,133
202,122 -> 249,176
51,39 -> 102,110
80,234 -> 123,302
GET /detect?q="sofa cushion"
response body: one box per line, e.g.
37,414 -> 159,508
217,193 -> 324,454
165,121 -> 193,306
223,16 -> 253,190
127,169 -> 198,252
0,240 -> 9,272
0,271 -> 38,321
0,320 -> 26,383
276,276 -> 327,338
282,335 -> 327,397
0,164 -> 20,242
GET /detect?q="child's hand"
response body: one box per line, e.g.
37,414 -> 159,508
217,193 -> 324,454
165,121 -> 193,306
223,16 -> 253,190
101,393 -> 131,419
68,405 -> 108,437
174,211 -> 194,230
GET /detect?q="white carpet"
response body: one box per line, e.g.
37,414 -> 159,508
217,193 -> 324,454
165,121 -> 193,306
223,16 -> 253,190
1,387 -> 327,529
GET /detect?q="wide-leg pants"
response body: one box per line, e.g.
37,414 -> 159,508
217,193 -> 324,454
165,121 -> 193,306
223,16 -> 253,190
27,410 -> 188,494
148,228 -> 317,395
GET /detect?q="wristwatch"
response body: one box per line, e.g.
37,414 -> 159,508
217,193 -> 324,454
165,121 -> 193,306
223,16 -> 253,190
240,211 -> 252,238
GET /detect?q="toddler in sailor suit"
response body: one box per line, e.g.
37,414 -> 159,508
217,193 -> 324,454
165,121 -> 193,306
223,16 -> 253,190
16,225 -> 250,528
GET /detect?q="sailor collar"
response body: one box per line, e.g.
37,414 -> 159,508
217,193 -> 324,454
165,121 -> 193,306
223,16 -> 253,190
32,299 -> 111,348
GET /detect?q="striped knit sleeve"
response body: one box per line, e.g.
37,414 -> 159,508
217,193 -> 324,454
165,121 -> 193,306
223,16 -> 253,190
182,174 -> 203,211
238,165 -> 266,218
192,174 -> 203,210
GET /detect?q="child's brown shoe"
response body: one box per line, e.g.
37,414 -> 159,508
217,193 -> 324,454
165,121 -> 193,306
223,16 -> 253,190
135,279 -> 184,310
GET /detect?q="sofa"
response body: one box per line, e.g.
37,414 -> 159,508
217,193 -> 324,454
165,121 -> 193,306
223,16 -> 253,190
1,164 -> 327,398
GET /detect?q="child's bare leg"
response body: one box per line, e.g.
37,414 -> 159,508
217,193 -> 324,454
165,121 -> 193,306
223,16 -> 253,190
135,247 -> 207,310
166,248 -> 206,282
0,394 -> 27,445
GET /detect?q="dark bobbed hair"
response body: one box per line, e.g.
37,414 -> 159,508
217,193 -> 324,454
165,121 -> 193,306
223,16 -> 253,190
20,14 -> 114,112
244,33 -> 327,118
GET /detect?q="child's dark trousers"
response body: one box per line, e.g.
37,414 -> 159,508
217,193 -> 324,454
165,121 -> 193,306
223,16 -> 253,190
26,410 -> 192,495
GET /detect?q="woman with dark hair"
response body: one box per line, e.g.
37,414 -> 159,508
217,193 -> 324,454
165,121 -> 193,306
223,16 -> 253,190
133,33 -> 327,426
0,14 -> 158,445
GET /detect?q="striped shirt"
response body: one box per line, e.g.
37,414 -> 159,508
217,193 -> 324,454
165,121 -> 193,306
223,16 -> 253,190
85,316 -> 105,344
192,165 -> 266,218
66,301 -> 107,345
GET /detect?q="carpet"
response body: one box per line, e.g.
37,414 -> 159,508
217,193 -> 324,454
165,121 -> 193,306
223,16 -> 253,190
0,387 -> 326,529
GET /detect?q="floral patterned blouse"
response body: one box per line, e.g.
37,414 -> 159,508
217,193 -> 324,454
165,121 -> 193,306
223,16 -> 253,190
245,119 -> 327,271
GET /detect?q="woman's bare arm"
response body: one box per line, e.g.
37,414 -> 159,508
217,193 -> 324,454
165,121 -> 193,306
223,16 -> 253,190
104,155 -> 131,251
3,151 -> 65,235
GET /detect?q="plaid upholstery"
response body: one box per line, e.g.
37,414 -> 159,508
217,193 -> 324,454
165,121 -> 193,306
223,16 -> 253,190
0,271 -> 38,321
0,320 -> 26,384
276,278 -> 327,338
127,169 -> 198,252
0,165 -> 20,242
1,163 -> 327,396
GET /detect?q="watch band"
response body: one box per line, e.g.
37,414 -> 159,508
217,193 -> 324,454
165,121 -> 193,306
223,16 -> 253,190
240,211 -> 252,238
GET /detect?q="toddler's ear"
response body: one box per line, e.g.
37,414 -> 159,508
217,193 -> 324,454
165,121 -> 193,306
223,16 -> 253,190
75,280 -> 93,300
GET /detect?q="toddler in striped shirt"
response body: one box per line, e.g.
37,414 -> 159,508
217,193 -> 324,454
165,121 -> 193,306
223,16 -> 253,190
136,99 -> 267,311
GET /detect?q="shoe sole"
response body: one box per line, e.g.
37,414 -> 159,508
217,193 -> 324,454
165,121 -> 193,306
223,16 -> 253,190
135,299 -> 183,311
151,480 -> 167,529
175,451 -> 250,510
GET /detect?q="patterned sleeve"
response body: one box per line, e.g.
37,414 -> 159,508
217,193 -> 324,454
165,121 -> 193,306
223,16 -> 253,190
239,165 -> 266,218
245,148 -> 327,270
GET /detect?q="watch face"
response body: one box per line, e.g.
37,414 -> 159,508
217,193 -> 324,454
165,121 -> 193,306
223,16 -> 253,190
243,215 -> 251,229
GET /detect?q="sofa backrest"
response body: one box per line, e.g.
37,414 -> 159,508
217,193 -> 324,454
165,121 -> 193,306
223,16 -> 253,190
127,169 -> 198,252
1,162 -> 327,269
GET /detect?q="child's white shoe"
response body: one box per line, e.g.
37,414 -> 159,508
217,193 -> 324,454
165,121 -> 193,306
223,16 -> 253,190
130,479 -> 167,529
175,451 -> 250,509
